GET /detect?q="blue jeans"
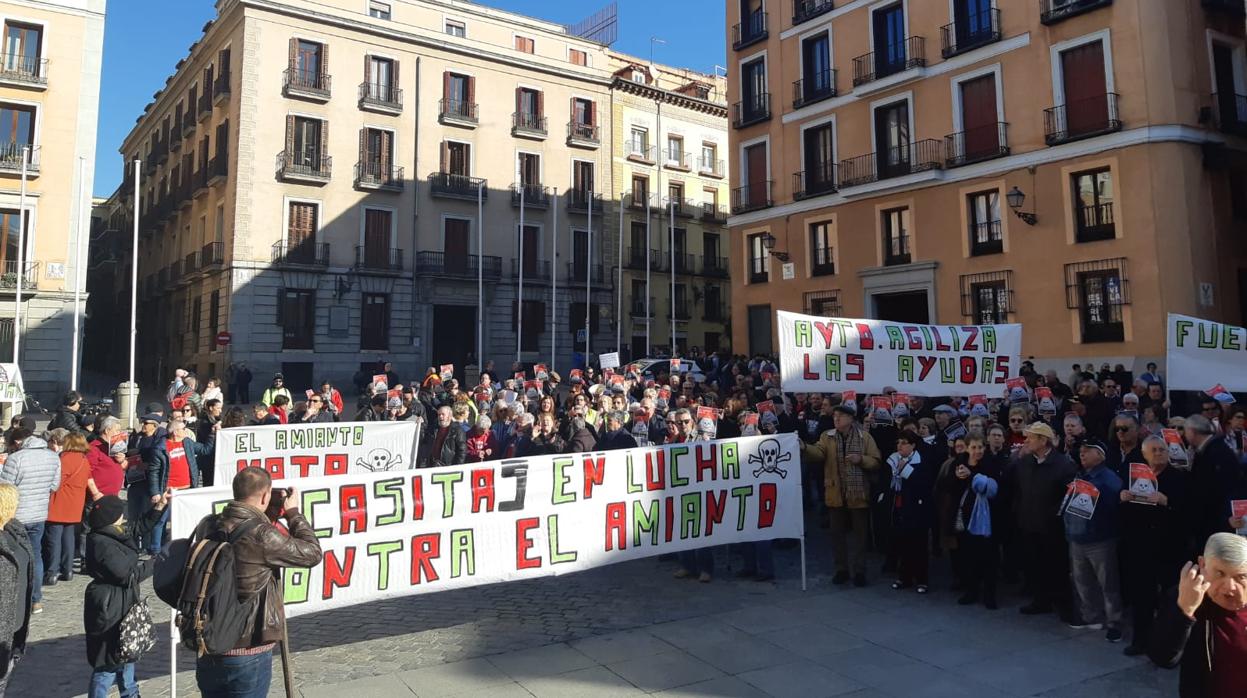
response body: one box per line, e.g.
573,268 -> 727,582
23,522 -> 44,603
196,650 -> 273,698
43,522 -> 75,581
88,664 -> 137,698
149,503 -> 170,554
125,482 -> 151,550
739,540 -> 775,578
678,547 -> 715,576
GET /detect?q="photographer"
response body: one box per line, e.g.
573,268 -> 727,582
194,467 -> 321,696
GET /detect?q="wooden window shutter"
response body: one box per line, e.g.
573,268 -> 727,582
439,141 -> 448,172
319,119 -> 328,161
320,42 -> 329,75
288,38 -> 297,68
364,55 -> 371,83
285,115 -> 295,154
463,142 -> 471,176
515,87 -> 521,114
467,75 -> 475,104
392,59 -> 399,88
570,97 -> 576,124
589,100 -> 596,126
443,71 -> 450,99
536,90 -> 544,117
359,128 -> 367,162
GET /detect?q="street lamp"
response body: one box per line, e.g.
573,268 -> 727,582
762,232 -> 790,262
1007,186 -> 1038,225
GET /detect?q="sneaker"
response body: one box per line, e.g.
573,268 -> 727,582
891,580 -> 908,590
1123,644 -> 1147,657
915,585 -> 929,595
41,577 -> 57,587
1068,620 -> 1104,631
853,573 -> 867,588
1106,627 -> 1124,643
832,571 -> 850,585
698,572 -> 712,583
673,568 -> 693,579
31,603 -> 42,615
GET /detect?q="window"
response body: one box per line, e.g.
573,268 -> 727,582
629,126 -> 649,158
291,40 -> 324,86
801,122 -> 835,196
741,141 -> 769,210
444,140 -> 470,176
701,143 -> 718,172
1231,172 -> 1247,221
1072,168 -> 1114,242
208,291 -> 220,350
882,207 -> 911,266
668,182 -> 684,208
968,190 -> 1002,255
361,128 -> 394,179
568,302 -> 600,334
361,293 -> 390,350
569,48 -> 587,66
804,290 -> 842,317
214,203 -> 225,241
799,32 -> 832,104
573,160 -> 594,197
874,100 -> 911,179
809,221 -> 834,275
286,201 -> 318,264
366,56 -> 397,102
518,152 -> 540,186
666,135 -> 684,164
872,2 -> 908,78
748,233 -> 769,283
1065,259 -> 1129,343
972,282 -> 1008,324
741,57 -> 767,116
445,20 -> 466,37
0,209 -> 28,269
572,228 -> 596,280
512,300 -> 545,352
0,104 -> 35,150
191,297 -> 202,352
4,21 -> 42,64
287,117 -> 324,169
515,35 -> 535,54
279,288 -> 316,350
368,1 -> 391,20
631,175 -> 648,207
631,69 -> 646,84
363,208 -> 393,269
443,217 -> 471,273
443,72 -> 474,118
572,98 -> 594,126
517,88 -> 541,118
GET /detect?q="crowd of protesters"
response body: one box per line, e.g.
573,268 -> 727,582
0,354 -> 1246,695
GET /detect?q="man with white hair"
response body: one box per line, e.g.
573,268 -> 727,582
1184,414 -> 1245,544
1151,533 -> 1247,697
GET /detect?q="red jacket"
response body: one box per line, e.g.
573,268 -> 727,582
87,439 -> 125,497
466,431 -> 496,462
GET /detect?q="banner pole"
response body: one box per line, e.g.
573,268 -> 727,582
170,608 -> 178,696
799,535 -> 807,592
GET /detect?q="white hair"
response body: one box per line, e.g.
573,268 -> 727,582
515,412 -> 534,427
476,415 -> 492,430
1205,532 -> 1247,567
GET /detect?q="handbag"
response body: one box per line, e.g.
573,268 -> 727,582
118,597 -> 157,662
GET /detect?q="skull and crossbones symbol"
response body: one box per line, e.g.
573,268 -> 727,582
748,438 -> 791,478
357,448 -> 403,472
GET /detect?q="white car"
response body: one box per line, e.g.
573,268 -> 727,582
629,358 -> 707,383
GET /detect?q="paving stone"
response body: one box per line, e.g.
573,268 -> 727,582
606,650 -> 724,692
653,675 -> 770,697
738,659 -> 864,697
397,658 -> 511,697
678,634 -> 795,674
300,674 -> 416,697
568,629 -> 675,664
486,643 -> 597,681
517,666 -> 644,698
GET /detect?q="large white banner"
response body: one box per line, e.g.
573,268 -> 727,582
777,311 -> 1022,396
0,363 -> 24,405
1167,313 -> 1247,391
213,422 -> 419,486
175,434 -> 803,617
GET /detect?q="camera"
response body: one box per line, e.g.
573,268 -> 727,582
265,487 -> 291,521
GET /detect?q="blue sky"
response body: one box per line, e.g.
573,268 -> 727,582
93,0 -> 727,196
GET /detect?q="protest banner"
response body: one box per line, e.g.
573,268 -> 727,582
213,422 -> 419,485
600,352 -> 620,370
777,311 -> 1020,396
176,434 -> 805,617
1167,314 -> 1247,391
0,364 -> 23,404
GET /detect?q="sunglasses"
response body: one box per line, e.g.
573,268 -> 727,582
309,398 -> 322,403
1114,426 -> 1132,432
1009,418 -> 1024,424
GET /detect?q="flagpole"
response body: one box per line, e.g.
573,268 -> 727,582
645,193 -> 651,357
477,181 -> 484,373
616,190 -> 623,353
517,183 -> 524,365
11,146 -> 28,367
128,159 -> 141,430
669,198 -> 676,356
71,156 -> 87,391
551,187 -> 558,373
585,187 -> 592,364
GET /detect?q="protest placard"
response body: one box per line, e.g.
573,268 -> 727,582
870,396 -> 894,425
177,434 -> 805,617
1207,384 -> 1236,404
1162,429 -> 1190,469
535,364 -> 549,380
777,311 -> 1020,396
1233,500 -> 1247,536
600,352 -> 620,369
696,407 -> 720,440
0,364 -> 21,404
1036,387 -> 1057,417
439,364 -> 454,382
213,422 -> 419,485
1127,464 -> 1158,504
1168,314 -> 1247,391
1062,480 -> 1100,520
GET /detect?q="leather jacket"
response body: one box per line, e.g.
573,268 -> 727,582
207,501 -> 321,649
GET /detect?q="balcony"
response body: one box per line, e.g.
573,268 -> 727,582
511,259 -> 552,281
283,68 -> 332,101
1204,0 -> 1247,14
183,251 -> 199,276
277,151 -> 332,184
698,158 -> 725,178
732,93 -> 771,129
625,191 -> 656,211
197,92 -> 212,121
1044,93 -> 1121,145
852,37 -> 926,87
625,248 -> 665,271
940,9 -> 1002,59
666,197 -> 696,218
793,163 -> 839,200
732,11 -> 768,51
567,121 -> 600,148
567,189 -> 604,214
945,122 -> 1010,167
157,267 -> 170,288
193,167 -> 209,197
1041,0 -> 1112,25
181,114 -> 197,139
970,221 -> 1004,256
355,161 -> 404,191
793,69 -> 837,109
703,302 -> 728,322
170,128 -> 182,152
272,241 -> 330,267
1075,202 -> 1115,243
731,182 -> 773,214
214,72 -> 231,104
0,143 -> 40,176
663,150 -> 692,172
669,299 -> 691,321
208,156 -> 228,186
155,141 -> 168,165
670,254 -> 696,275
626,142 -> 656,165
566,262 -> 606,286
511,183 -> 550,209
359,82 -> 403,114
701,203 -> 728,224
512,112 -> 548,139
1212,92 -> 1247,135
838,139 -> 943,188
439,99 -> 478,127
630,296 -> 655,319
0,260 -> 38,290
415,251 -> 502,279
355,246 -> 404,273
811,258 -> 835,277
429,172 -> 486,200
793,0 -> 834,26
701,256 -> 729,278
201,241 -> 225,269
0,54 -> 48,88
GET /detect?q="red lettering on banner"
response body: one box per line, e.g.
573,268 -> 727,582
803,353 -> 818,381
995,356 -> 1011,383
960,357 -> 977,384
325,453 -> 348,476
340,485 -> 367,534
664,496 -> 675,542
516,517 -> 541,569
322,547 -> 355,599
758,483 -> 778,529
645,451 -> 666,491
918,356 -> 938,380
411,476 -> 425,521
856,323 -> 874,350
604,502 -> 626,551
705,490 -> 726,535
291,455 -> 317,478
264,457 -> 285,479
410,534 -> 440,584
963,327 -> 979,351
934,327 -> 951,352
847,354 -> 865,381
695,444 -> 718,483
814,321 -> 836,349
583,456 -> 605,499
471,469 -> 495,513
905,326 -> 922,349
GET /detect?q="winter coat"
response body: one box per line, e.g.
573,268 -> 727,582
599,429 -> 639,452
801,426 -> 882,509
1149,591 -> 1238,698
49,407 -> 85,434
465,431 -> 496,463
83,506 -> 163,669
1008,448 -> 1077,535
565,427 -> 597,454
47,451 -> 92,524
151,434 -> 214,496
1191,436 -> 1246,542
260,386 -> 292,408
1062,464 -> 1123,545
937,454 -> 1003,544
87,439 -> 125,497
885,451 -> 934,531
521,433 -> 565,457
423,426 -> 466,467
0,519 -> 33,679
0,436 -> 62,523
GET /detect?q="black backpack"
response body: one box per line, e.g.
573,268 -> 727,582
154,515 -> 264,656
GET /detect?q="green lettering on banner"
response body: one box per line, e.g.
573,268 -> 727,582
1174,320 -> 1193,348
983,327 -> 997,353
625,453 -> 643,494
979,357 -> 996,385
552,458 -> 576,505
897,355 -> 914,383
431,471 -> 463,518
284,567 -> 310,604
831,319 -> 854,348
1199,323 -> 1218,349
373,478 -> 405,526
721,442 -> 739,479
885,325 -> 905,350
548,515 -> 577,564
633,500 -> 659,546
275,431 -> 286,450
941,358 -> 955,383
825,354 -> 842,381
680,492 -> 701,539
303,489 -> 332,538
367,540 -> 404,591
669,446 -> 690,487
352,426 -> 365,445
450,529 -> 475,578
1225,326 -> 1243,351
794,320 -> 813,348
732,486 -> 754,531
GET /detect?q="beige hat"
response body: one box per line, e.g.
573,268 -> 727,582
1023,422 -> 1056,443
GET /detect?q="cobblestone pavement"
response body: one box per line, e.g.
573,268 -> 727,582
10,523 -> 1179,697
